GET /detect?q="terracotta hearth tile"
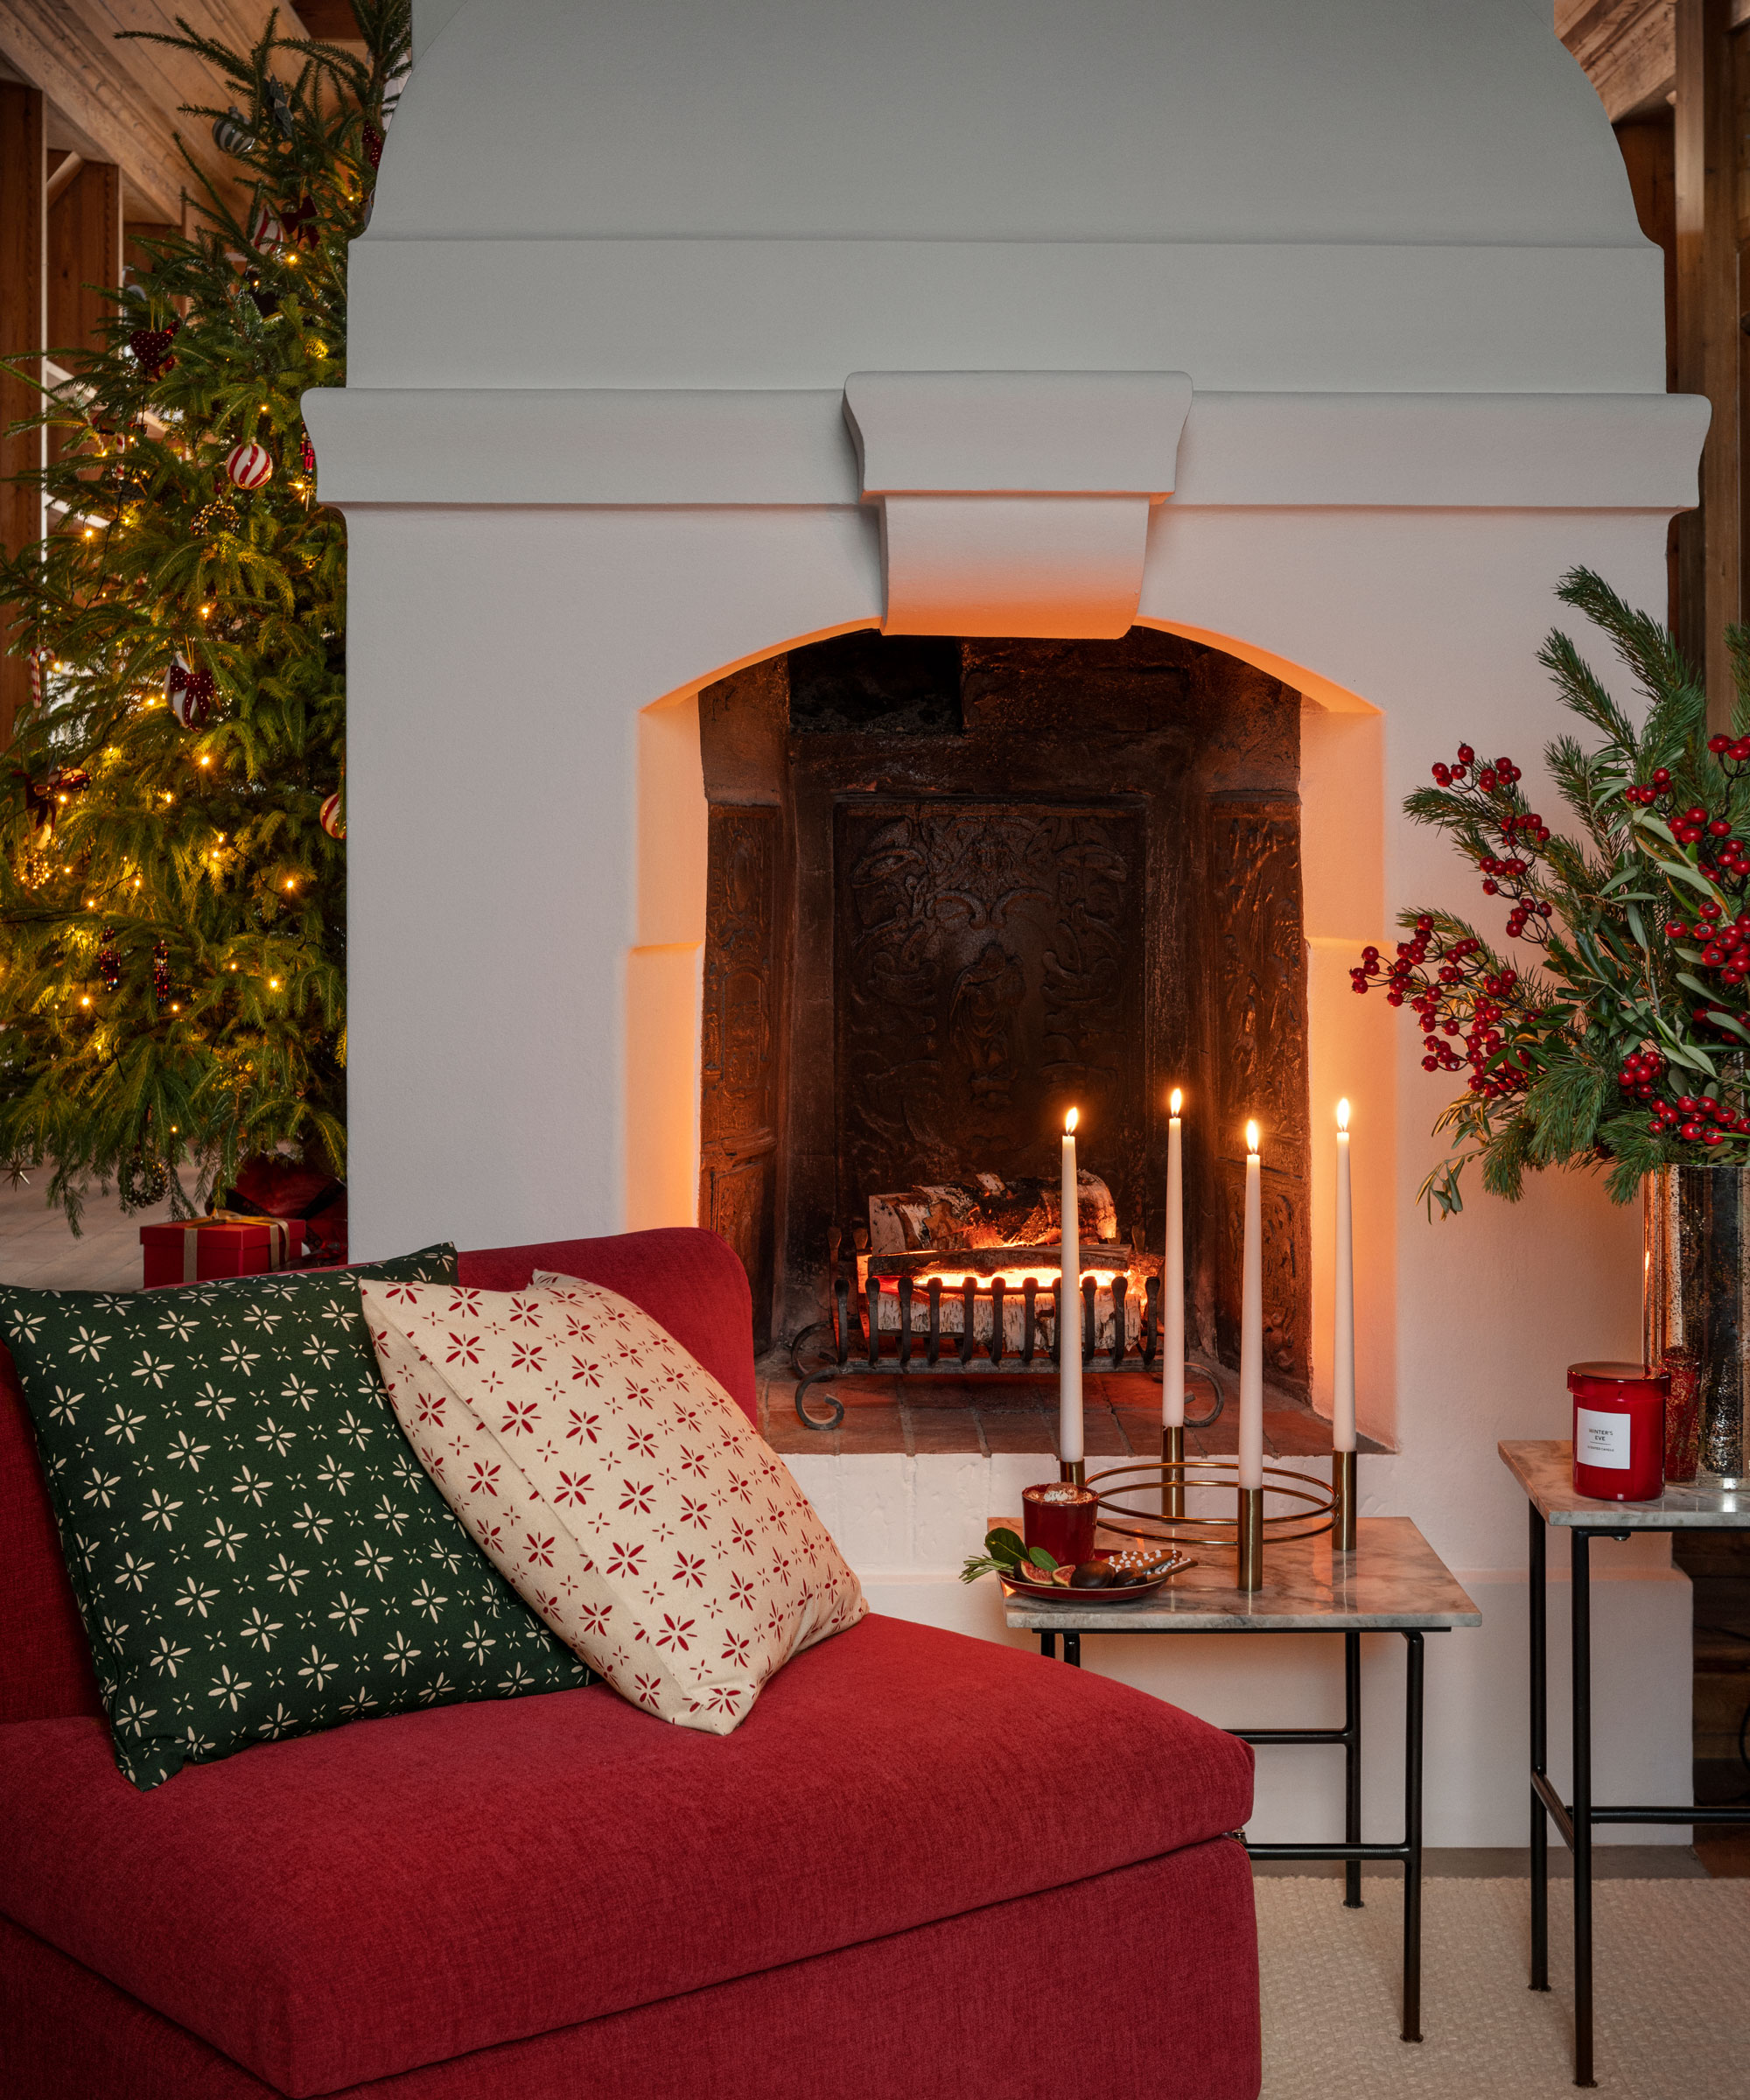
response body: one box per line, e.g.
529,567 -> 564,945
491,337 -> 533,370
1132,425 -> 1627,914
1082,1407 -> 1130,1458
764,1410 -> 835,1455
904,1407 -> 984,1454
835,1382 -> 907,1412
900,1377 -> 994,1409
1112,1407 -> 1169,1456
835,1404 -> 908,1453
977,1411 -> 1057,1455
953,1379 -> 1055,1415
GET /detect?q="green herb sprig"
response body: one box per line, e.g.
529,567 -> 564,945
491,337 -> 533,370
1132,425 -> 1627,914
960,1526 -> 1058,1585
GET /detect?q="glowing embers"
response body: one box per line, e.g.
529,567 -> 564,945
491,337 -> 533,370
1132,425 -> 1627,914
857,1243 -> 1158,1361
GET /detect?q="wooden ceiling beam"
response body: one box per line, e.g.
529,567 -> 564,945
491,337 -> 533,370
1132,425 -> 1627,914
1559,0 -> 1678,122
0,2 -> 316,225
1559,0 -> 1750,122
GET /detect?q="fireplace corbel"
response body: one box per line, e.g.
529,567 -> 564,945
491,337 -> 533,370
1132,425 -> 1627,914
843,370 -> 1193,639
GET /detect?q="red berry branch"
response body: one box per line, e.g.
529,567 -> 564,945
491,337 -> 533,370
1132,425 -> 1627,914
1425,744 -> 1557,940
1351,741 -> 1559,1130
1360,570 -> 1750,1215
1351,917 -> 1535,1100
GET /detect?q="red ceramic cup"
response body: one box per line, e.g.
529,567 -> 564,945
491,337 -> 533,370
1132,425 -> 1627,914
1021,1481 -> 1099,1567
1568,1361 -> 1668,1503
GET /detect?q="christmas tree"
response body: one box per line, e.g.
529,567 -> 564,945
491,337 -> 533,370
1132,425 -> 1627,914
0,4 -> 409,1228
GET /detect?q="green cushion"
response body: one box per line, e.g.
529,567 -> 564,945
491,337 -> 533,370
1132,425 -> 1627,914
1,1248 -> 592,1788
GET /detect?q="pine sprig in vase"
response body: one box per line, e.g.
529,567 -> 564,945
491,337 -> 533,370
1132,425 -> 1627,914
0,4 -> 410,1228
1357,566 -> 1750,1216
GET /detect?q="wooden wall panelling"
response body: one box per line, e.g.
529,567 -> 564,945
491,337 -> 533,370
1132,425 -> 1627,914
0,80 -> 45,753
123,220 -> 179,277
1615,112 -> 1681,626
49,155 -> 122,356
1209,794 -> 1312,1398
699,805 -> 781,1353
1675,0 -> 1742,726
697,654 -> 792,1352
1617,115 -> 1678,390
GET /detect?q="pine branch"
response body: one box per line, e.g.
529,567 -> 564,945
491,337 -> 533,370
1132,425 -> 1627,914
1555,567 -> 1699,711
1537,626 -> 1638,754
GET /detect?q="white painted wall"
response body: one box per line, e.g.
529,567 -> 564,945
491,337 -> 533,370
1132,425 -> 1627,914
314,0 -> 1703,1841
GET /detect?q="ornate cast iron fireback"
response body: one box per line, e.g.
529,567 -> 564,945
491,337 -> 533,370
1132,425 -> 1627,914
835,800 -> 1144,1221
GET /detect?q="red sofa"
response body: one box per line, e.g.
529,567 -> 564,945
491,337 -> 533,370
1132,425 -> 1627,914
0,1227 -> 1261,2100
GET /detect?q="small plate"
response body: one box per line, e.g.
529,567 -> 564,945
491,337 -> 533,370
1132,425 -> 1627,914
999,1548 -> 1194,1605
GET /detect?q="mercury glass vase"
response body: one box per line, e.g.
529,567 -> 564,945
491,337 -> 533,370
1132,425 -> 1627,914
1644,1167 -> 1749,1489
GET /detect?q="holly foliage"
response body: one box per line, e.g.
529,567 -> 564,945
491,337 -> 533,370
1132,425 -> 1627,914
0,4 -> 409,1227
1355,568 -> 1750,1216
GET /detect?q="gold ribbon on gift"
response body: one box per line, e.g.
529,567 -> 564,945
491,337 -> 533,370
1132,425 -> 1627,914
179,1212 -> 292,1283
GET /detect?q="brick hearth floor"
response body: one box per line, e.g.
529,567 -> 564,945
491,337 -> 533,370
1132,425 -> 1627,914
760,1350 -> 1390,1460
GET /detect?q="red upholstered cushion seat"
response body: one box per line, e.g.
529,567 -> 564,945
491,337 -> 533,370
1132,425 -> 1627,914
0,1614 -> 1252,2098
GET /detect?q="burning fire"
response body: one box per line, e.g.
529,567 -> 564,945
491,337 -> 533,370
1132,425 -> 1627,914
909,1269 -> 1099,1292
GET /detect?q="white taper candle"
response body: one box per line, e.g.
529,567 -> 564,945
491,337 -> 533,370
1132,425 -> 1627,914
1164,1090 -> 1184,1428
1060,1110 -> 1083,1466
1334,1099 -> 1356,1454
1239,1120 -> 1264,1492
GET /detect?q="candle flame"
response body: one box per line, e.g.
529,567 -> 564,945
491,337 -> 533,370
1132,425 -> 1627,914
1065,1108 -> 1079,1134
1246,1119 -> 1260,1156
1170,1087 -> 1182,1116
1337,1098 -> 1350,1132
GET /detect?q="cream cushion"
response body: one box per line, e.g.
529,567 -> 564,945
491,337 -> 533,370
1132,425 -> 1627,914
360,1273 -> 864,1732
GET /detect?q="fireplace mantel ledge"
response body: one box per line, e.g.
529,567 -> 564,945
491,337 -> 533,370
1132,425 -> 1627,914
304,386 -> 1705,517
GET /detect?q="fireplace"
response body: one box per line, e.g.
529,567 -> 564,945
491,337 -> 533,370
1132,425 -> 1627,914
313,0 -> 1704,1852
696,626 -> 1310,1393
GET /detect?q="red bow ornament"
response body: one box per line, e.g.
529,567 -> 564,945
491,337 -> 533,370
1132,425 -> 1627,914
166,654 -> 219,729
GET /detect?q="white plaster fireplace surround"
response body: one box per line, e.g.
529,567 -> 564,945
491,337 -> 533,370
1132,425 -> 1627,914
305,0 -> 1707,1844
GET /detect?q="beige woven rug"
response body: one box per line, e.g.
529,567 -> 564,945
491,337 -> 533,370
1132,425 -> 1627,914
1258,1878 -> 1750,2097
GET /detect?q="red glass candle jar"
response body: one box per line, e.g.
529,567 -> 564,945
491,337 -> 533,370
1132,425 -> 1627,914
1022,1482 -> 1099,1567
1568,1362 -> 1669,1503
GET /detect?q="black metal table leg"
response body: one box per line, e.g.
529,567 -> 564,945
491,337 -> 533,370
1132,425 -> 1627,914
1572,1529 -> 1595,2088
1064,1632 -> 1081,1669
1344,1629 -> 1363,1910
1530,1499 -> 1550,1992
1402,1629 -> 1424,2044
1040,1630 -> 1055,1660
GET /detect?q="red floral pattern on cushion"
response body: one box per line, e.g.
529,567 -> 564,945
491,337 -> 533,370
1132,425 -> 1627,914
361,1276 -> 864,1732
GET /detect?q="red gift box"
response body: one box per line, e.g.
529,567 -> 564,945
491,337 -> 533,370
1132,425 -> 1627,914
140,1216 -> 306,1290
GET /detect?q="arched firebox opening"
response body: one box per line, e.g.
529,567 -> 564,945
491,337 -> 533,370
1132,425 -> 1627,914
696,626 -> 1311,1401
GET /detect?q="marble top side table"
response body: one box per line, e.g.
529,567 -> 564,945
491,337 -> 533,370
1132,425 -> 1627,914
1501,1439 -> 1750,2089
1004,1515 -> 1480,2047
